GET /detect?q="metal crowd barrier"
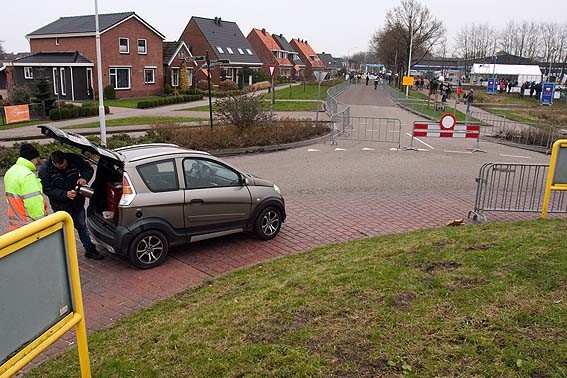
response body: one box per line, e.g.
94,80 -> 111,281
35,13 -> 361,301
329,116 -> 401,148
468,162 -> 567,222
325,80 -> 351,116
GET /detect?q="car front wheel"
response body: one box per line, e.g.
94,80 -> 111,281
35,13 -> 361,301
128,230 -> 169,269
254,206 -> 282,240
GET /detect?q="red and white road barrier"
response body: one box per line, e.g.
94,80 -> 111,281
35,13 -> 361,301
405,114 -> 485,152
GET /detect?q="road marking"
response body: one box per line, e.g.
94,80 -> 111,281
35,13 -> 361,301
500,154 -> 532,159
335,148 -> 347,151
405,133 -> 434,149
362,147 -> 375,151
389,147 -> 400,151
444,150 -> 473,154
307,148 -> 320,152
417,148 -> 429,152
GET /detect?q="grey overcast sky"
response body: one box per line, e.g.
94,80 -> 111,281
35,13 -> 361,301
2,0 -> 566,56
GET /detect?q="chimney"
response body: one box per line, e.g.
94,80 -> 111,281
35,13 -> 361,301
214,17 -> 218,24
280,34 -> 283,38
262,28 -> 266,35
218,17 -> 222,24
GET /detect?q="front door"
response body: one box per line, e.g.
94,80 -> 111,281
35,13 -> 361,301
182,158 -> 252,238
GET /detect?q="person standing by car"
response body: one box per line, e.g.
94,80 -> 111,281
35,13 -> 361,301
39,150 -> 104,260
4,144 -> 47,230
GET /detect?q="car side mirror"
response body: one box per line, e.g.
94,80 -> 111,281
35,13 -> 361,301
242,177 -> 249,186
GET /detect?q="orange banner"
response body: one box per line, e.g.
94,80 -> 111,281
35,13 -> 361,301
4,104 -> 30,124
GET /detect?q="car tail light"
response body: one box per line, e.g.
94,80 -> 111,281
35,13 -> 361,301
119,172 -> 136,206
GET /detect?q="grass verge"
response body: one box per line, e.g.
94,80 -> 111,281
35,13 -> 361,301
63,117 -> 208,129
0,119 -> 46,129
89,97 -> 162,109
177,101 -> 323,112
26,219 -> 567,377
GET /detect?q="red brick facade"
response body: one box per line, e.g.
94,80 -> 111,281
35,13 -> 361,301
29,16 -> 164,98
246,29 -> 293,79
178,19 -> 222,84
289,39 -> 324,81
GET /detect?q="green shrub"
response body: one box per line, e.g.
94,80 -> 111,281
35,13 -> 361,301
8,85 -> 31,105
196,80 -> 209,91
49,108 -> 62,120
214,93 -> 271,128
219,80 -> 239,91
103,85 -> 116,100
163,83 -> 173,96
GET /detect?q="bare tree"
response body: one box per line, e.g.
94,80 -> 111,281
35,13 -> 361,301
0,40 -> 5,59
370,0 -> 445,77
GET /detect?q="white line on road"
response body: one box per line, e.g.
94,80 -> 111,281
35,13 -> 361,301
307,148 -> 320,152
444,150 -> 473,154
500,154 -> 532,159
335,148 -> 347,151
362,147 -> 375,151
405,133 -> 434,149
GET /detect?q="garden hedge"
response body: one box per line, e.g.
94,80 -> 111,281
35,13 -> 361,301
49,106 -> 110,121
137,95 -> 203,109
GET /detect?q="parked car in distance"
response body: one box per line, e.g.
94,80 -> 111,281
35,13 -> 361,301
39,125 -> 286,269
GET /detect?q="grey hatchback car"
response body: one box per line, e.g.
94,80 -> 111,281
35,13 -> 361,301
40,125 -> 286,269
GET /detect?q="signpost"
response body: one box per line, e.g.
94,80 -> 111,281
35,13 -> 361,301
402,76 -> 414,87
541,83 -> 555,106
313,70 -> 327,121
0,212 -> 91,377
268,65 -> 276,115
3,104 -> 30,124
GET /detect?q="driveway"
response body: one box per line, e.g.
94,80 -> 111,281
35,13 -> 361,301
1,83 -> 558,365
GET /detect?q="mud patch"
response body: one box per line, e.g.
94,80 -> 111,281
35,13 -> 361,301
391,291 -> 417,308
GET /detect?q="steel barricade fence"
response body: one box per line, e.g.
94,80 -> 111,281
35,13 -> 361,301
325,80 -> 351,117
329,116 -> 401,148
470,111 -> 566,153
468,162 -> 567,222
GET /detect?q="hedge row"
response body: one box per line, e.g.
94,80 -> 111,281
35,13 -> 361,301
49,106 -> 110,121
137,95 -> 203,109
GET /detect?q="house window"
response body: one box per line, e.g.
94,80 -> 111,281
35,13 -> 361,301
60,68 -> 66,96
86,68 -> 93,98
179,51 -> 185,59
55,38 -> 59,46
237,48 -> 244,55
52,68 -> 58,95
221,67 -> 233,81
137,39 -> 147,54
216,46 -> 224,54
171,68 -> 179,87
226,47 -> 234,54
144,68 -> 155,84
24,67 -> 33,79
119,38 -> 129,53
186,68 -> 193,86
246,48 -> 253,55
109,67 -> 131,89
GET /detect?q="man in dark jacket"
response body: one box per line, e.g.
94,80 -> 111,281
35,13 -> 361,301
39,150 -> 104,260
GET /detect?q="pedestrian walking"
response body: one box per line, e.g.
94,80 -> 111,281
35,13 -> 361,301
365,75 -> 369,86
465,88 -> 474,113
39,150 -> 104,260
374,77 -> 378,90
4,144 -> 47,230
456,85 -> 463,104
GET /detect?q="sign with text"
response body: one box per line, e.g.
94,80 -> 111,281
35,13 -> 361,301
4,104 -> 30,125
541,83 -> 555,105
402,76 -> 414,86
486,78 -> 497,94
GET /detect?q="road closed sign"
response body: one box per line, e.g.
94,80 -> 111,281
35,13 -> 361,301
4,104 -> 30,124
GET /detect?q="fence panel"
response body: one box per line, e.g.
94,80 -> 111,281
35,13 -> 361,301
469,162 -> 567,222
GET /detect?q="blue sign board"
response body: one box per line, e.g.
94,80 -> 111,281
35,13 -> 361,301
541,83 -> 555,105
487,78 -> 497,94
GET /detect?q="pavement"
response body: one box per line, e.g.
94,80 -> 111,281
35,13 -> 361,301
2,82 -> 563,369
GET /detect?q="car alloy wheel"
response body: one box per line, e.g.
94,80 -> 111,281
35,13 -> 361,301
128,230 -> 169,269
254,206 -> 282,240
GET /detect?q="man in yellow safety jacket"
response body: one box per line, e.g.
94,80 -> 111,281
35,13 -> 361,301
4,144 -> 47,230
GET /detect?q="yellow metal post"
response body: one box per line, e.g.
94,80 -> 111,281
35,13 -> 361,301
542,140 -> 567,219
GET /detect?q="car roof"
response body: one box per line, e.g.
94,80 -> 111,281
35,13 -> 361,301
115,144 -> 211,162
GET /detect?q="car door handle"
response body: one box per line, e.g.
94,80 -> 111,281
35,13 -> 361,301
190,199 -> 204,204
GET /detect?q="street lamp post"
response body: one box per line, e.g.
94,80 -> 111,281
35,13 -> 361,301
94,0 -> 107,145
548,47 -> 557,82
405,19 -> 413,98
205,51 -> 213,130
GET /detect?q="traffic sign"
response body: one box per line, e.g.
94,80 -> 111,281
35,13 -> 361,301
440,113 -> 457,130
402,76 -> 414,86
313,70 -> 327,83
268,65 -> 276,77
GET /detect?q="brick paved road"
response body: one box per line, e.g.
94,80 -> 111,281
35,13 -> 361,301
2,83 -> 560,366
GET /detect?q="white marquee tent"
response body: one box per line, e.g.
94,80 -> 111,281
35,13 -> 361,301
470,63 -> 542,84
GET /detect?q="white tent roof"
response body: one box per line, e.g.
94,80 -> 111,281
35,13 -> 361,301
471,63 -> 542,76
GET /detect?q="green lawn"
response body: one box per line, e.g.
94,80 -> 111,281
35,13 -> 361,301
83,97 -> 162,109
177,101 -> 323,112
25,219 -> 567,377
63,116 -> 207,129
271,84 -> 328,100
0,119 -> 46,129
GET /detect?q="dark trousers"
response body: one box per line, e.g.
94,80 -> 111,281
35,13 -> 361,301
69,207 -> 95,252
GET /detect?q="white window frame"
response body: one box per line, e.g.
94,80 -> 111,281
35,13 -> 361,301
186,68 -> 193,86
226,47 -> 234,54
171,68 -> 180,87
52,68 -> 58,95
109,67 -> 131,90
137,39 -> 147,54
119,37 -> 129,54
216,46 -> 224,54
60,68 -> 66,96
179,51 -> 185,59
144,68 -> 155,84
246,48 -> 253,55
24,67 -> 33,80
55,38 -> 59,46
237,48 -> 244,55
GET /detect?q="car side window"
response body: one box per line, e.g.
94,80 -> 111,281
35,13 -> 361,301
183,159 -> 240,189
137,159 -> 179,192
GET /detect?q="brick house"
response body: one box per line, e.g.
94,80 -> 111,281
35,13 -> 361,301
179,16 -> 262,86
289,39 -> 325,80
317,52 -> 341,78
246,28 -> 293,79
272,33 -> 305,81
26,12 -> 165,98
163,41 -> 196,91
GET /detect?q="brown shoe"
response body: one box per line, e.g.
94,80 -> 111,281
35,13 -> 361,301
85,249 -> 104,260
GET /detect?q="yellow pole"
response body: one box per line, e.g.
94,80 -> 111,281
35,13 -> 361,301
542,140 -> 565,219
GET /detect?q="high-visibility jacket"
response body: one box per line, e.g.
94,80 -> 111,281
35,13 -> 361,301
4,157 -> 47,230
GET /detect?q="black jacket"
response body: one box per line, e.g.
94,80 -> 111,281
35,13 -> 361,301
39,153 -> 94,212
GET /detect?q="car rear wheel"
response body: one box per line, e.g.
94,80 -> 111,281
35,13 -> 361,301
128,230 -> 169,269
254,206 -> 282,240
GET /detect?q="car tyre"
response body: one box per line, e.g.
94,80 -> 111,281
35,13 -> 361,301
254,206 -> 282,240
128,230 -> 169,269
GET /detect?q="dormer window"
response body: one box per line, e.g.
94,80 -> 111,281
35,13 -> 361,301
237,48 -> 244,55
216,46 -> 224,54
226,47 -> 234,54
119,38 -> 129,54
246,48 -> 253,55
